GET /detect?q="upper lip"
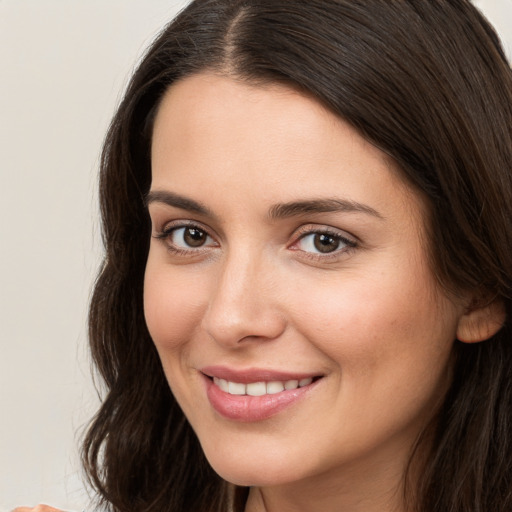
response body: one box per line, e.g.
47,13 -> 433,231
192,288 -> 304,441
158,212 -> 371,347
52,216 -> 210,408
200,365 -> 322,383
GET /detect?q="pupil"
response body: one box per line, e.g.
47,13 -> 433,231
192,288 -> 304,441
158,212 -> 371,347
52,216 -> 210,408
184,227 -> 206,247
314,233 -> 339,253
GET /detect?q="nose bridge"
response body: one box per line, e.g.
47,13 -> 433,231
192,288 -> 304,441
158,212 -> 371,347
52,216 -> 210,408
202,244 -> 285,346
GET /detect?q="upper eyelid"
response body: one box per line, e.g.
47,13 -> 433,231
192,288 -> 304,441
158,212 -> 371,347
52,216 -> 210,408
157,219 -> 215,235
147,203 -> 214,227
291,224 -> 358,243
151,218 -> 216,241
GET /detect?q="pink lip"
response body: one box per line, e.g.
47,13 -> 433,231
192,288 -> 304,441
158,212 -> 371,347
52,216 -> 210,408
200,366 -> 322,422
200,365 -> 319,383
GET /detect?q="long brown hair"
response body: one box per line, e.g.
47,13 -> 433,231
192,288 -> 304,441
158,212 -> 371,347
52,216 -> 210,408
83,1 -> 512,510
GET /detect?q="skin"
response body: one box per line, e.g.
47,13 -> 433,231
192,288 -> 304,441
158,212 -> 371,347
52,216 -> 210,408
143,72 -> 486,512
12,507 -> 61,512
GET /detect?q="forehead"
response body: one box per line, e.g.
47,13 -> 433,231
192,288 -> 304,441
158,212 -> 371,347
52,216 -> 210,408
150,72 -> 426,226
152,73 -> 343,159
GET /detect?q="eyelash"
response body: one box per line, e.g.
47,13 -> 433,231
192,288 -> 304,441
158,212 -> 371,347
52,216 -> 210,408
153,221 -> 357,261
290,226 -> 357,261
153,221 -> 217,257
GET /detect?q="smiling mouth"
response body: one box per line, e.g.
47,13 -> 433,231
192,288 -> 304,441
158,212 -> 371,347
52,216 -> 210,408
212,376 -> 316,396
202,373 -> 323,421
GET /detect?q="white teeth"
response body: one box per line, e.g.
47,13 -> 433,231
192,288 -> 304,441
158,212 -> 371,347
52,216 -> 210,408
247,382 -> 267,396
228,381 -> 246,395
217,378 -> 229,392
284,379 -> 299,390
267,381 -> 285,394
213,377 -> 315,395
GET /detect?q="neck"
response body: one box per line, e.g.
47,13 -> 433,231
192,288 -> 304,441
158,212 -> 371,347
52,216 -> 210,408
245,483 -> 403,512
242,446 -> 415,512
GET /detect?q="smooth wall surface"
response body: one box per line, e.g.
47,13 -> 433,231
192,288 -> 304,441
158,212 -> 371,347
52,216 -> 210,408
0,1 -> 510,510
0,2 -> 189,510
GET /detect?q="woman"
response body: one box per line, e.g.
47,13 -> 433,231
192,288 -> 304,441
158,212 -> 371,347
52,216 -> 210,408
17,0 -> 512,511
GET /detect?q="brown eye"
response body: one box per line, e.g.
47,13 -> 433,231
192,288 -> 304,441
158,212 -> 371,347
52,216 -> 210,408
163,226 -> 215,250
313,233 -> 340,253
295,230 -> 355,256
183,227 -> 207,247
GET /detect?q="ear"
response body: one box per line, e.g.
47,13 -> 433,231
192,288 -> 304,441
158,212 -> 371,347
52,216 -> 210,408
456,297 -> 506,343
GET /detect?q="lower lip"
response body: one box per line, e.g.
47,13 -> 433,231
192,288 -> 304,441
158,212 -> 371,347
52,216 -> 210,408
203,376 -> 319,422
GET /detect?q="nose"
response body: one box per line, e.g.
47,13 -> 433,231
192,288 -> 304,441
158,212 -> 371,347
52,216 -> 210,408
201,249 -> 287,348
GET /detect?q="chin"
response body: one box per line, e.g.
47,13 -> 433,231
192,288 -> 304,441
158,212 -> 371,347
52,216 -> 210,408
202,444 -> 308,487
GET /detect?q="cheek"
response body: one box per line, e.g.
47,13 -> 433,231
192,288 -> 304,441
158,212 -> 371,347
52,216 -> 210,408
290,272 -> 459,444
290,264 -> 458,377
143,263 -> 207,354
143,262 -> 212,421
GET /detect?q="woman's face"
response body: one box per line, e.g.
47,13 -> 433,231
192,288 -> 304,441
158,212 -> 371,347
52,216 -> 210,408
144,73 -> 467,492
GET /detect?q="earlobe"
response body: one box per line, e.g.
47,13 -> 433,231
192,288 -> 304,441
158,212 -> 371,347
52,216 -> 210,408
456,298 -> 506,343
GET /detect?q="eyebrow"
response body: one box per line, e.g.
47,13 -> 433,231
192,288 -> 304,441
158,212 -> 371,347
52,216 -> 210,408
145,190 -> 214,217
268,198 -> 383,220
145,190 -> 383,220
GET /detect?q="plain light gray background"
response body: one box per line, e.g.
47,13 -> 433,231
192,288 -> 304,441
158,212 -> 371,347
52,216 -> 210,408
0,1 -> 510,510
0,2 -> 189,510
